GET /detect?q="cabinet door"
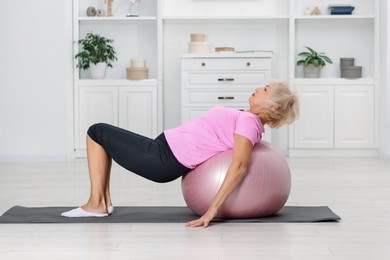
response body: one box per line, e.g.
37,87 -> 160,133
119,87 -> 158,138
294,85 -> 334,148
334,85 -> 374,148
77,87 -> 118,149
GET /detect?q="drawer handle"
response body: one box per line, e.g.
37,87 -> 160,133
218,96 -> 235,100
218,78 -> 235,82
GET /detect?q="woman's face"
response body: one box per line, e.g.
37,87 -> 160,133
248,85 -> 271,110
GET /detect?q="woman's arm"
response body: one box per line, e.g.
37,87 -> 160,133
185,134 -> 254,228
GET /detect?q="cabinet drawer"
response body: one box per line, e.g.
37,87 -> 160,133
181,107 -> 271,143
182,90 -> 251,106
184,72 -> 268,86
181,58 -> 271,71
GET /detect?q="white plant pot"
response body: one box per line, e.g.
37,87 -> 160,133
90,62 -> 107,79
303,64 -> 321,78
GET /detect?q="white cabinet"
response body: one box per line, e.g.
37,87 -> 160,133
75,81 -> 157,152
77,86 -> 118,150
181,53 -> 272,141
289,0 -> 379,155
293,85 -> 334,148
119,87 -> 158,138
292,80 -> 375,150
334,85 -> 375,148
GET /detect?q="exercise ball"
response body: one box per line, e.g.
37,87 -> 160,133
181,142 -> 291,219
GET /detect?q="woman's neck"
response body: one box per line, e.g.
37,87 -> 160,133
247,109 -> 269,125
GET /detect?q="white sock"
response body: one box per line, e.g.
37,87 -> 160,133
61,207 -> 108,218
108,205 -> 114,215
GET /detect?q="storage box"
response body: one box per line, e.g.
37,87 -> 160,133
126,67 -> 148,80
188,42 -> 209,54
340,58 -> 354,67
190,33 -> 205,42
131,59 -> 146,68
340,66 -> 362,79
328,5 -> 355,15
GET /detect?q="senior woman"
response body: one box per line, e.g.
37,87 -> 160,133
62,79 -> 299,228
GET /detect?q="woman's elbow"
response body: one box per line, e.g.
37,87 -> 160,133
234,162 -> 249,178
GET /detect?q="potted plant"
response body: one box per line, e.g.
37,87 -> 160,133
75,32 -> 117,79
297,46 -> 332,78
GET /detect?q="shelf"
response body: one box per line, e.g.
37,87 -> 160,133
293,78 -> 375,85
163,15 -> 289,22
295,15 -> 375,20
162,14 -> 375,22
76,79 -> 158,86
78,16 -> 157,22
181,52 -> 274,59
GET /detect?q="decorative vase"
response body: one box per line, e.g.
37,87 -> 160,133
303,64 -> 321,78
86,7 -> 96,17
90,62 -> 107,79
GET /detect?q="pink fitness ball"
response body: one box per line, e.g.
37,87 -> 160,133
181,142 -> 291,219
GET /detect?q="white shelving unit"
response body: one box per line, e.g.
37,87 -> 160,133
288,0 -> 380,156
72,0 -> 381,157
73,0 -> 162,156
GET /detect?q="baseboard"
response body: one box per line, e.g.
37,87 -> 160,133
378,151 -> 390,161
74,149 -> 87,158
0,155 -> 68,162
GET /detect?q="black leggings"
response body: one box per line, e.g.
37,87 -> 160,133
87,123 -> 191,183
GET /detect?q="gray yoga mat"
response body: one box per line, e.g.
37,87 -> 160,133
0,206 -> 340,224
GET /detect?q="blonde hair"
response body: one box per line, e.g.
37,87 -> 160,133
263,79 -> 299,128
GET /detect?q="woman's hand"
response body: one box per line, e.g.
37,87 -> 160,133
185,207 -> 218,228
185,135 -> 253,228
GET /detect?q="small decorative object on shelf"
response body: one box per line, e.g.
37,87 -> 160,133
105,0 -> 114,17
75,32 -> 117,79
215,47 -> 235,53
96,9 -> 106,17
304,6 -> 321,16
340,58 -> 362,79
126,0 -> 145,17
127,58 -> 148,80
188,33 -> 209,54
297,46 -> 333,78
328,4 -> 355,15
86,7 -> 96,17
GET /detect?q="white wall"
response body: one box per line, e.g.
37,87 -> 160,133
0,0 -> 73,161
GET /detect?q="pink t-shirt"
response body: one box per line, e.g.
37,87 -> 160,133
164,107 -> 264,169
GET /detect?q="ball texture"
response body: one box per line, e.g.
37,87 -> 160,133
181,142 -> 291,219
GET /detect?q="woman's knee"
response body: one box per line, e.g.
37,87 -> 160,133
87,123 -> 110,144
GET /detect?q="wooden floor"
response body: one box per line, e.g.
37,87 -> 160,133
0,157 -> 389,259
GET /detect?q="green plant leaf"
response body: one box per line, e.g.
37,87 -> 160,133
296,46 -> 332,67
75,32 -> 118,70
